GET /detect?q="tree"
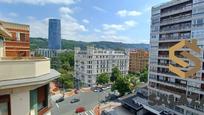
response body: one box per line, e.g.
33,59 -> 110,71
96,73 -> 109,85
125,74 -> 138,91
111,76 -> 131,96
58,69 -> 74,89
51,57 -> 61,70
110,67 -> 121,82
139,68 -> 148,83
51,51 -> 75,90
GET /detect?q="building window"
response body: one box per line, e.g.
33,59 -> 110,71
0,95 -> 11,115
20,33 -> 26,41
30,85 -> 49,115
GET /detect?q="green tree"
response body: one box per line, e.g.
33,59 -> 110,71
139,68 -> 148,83
110,67 -> 121,82
111,76 -> 131,96
96,73 -> 109,85
51,57 -> 61,70
125,74 -> 138,91
58,69 -> 74,89
51,51 -> 75,90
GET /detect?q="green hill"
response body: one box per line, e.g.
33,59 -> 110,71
30,37 -> 149,50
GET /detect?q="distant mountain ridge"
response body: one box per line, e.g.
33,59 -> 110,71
30,37 -> 149,50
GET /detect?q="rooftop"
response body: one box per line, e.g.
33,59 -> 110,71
0,20 -> 29,31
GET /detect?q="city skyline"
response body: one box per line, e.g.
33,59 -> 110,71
0,0 -> 170,44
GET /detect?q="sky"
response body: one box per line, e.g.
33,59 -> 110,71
0,0 -> 170,44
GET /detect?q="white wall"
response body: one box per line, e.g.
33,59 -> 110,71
0,42 -> 3,58
10,90 -> 30,115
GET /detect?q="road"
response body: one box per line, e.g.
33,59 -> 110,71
51,90 -> 110,115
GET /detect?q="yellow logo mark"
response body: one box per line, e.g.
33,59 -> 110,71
169,39 -> 201,78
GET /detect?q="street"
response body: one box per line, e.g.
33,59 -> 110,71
51,89 -> 110,115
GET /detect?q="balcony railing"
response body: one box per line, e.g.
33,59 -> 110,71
161,5 -> 192,17
159,37 -> 190,41
4,41 -> 30,48
161,15 -> 192,26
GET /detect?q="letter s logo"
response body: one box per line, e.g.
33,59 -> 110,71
169,39 -> 201,78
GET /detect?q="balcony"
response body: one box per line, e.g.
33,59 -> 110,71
4,41 -> 30,49
161,15 -> 192,26
159,37 -> 190,42
161,5 -> 192,17
0,57 -> 50,81
149,78 -> 187,90
0,57 -> 60,89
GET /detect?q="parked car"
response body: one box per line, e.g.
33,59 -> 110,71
70,98 -> 80,103
56,96 -> 64,103
51,94 -> 64,103
75,106 -> 86,113
93,87 -> 103,92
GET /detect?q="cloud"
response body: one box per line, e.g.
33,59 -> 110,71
94,29 -> 101,33
0,0 -> 78,5
82,19 -> 89,24
117,10 -> 142,17
124,20 -> 137,27
8,12 -> 18,17
59,7 -> 73,14
103,24 -> 124,31
93,6 -> 106,13
28,6 -> 87,40
102,20 -> 137,32
28,18 -> 48,38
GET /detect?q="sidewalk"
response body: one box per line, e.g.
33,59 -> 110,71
93,102 -> 121,115
80,87 -> 91,93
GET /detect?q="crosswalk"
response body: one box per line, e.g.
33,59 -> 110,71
77,110 -> 94,115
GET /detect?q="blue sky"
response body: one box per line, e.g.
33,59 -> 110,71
0,0 -> 170,43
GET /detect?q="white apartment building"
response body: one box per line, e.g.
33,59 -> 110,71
148,0 -> 204,115
74,46 -> 129,87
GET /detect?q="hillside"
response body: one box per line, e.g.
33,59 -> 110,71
30,37 -> 149,50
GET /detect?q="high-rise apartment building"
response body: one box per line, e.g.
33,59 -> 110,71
74,46 -> 129,86
0,20 -> 30,57
129,50 -> 149,73
48,19 -> 61,50
0,21 -> 60,115
149,0 -> 204,115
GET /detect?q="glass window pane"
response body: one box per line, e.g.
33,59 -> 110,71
0,102 -> 8,115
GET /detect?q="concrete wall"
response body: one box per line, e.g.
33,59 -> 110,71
0,84 -> 50,115
0,42 -> 3,58
10,90 -> 30,115
0,59 -> 50,81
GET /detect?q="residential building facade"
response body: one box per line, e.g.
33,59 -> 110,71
74,46 -> 129,86
129,50 -> 149,73
149,0 -> 204,115
0,20 -> 30,57
0,21 -> 60,115
34,48 -> 70,58
48,19 -> 61,50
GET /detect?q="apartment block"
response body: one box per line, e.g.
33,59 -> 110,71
129,50 -> 149,73
74,46 -> 129,86
149,0 -> 204,115
0,20 -> 30,57
0,22 -> 60,115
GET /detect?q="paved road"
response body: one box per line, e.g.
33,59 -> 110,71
51,90 -> 110,115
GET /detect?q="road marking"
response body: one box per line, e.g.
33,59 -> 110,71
84,110 -> 94,115
56,103 -> 59,109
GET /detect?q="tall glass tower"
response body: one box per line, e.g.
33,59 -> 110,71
48,19 -> 61,50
